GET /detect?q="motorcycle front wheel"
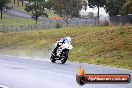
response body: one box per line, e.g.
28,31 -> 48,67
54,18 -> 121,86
61,53 -> 68,64
50,54 -> 56,63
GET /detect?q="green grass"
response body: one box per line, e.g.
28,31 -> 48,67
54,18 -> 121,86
0,26 -> 132,69
0,14 -> 36,26
0,14 -> 56,32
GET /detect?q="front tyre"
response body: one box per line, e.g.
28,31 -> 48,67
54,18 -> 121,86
61,53 -> 68,64
50,54 -> 56,63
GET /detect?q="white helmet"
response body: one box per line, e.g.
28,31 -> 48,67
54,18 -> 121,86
66,37 -> 71,43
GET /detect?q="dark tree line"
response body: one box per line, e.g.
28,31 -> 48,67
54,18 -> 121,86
47,0 -> 87,26
0,0 -> 131,24
0,0 -> 11,19
13,0 -> 24,6
88,0 -> 131,17
0,0 -> 24,19
25,0 -> 48,24
87,0 -> 132,24
25,0 -> 87,25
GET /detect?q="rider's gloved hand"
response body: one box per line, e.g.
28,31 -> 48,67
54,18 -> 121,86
58,42 -> 62,45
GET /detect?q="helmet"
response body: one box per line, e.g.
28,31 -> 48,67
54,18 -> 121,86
66,37 -> 71,43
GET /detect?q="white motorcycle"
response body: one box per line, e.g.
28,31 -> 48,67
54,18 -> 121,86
50,42 -> 73,64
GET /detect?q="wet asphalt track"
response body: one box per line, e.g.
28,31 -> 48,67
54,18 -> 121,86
0,55 -> 132,88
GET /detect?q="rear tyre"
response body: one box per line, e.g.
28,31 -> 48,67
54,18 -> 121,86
50,54 -> 56,63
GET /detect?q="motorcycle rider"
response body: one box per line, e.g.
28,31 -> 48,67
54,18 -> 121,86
52,37 -> 71,55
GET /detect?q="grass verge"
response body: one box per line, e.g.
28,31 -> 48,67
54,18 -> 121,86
0,26 -> 132,69
0,14 -> 36,26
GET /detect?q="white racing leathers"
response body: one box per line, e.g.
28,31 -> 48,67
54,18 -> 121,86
50,42 -> 73,64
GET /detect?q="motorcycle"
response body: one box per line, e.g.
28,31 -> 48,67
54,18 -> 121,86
50,42 -> 73,64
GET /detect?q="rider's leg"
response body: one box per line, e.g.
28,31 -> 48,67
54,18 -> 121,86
52,44 -> 60,55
